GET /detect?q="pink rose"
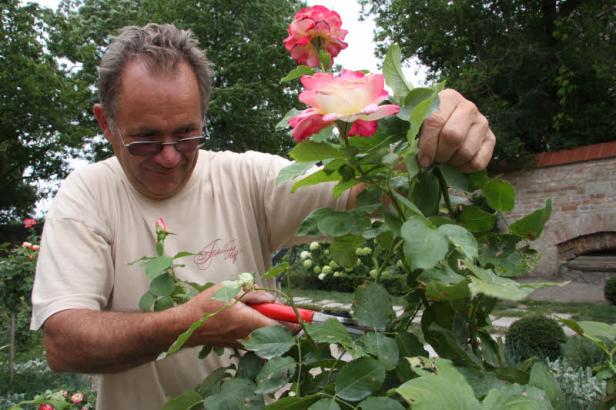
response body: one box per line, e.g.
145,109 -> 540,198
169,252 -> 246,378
21,241 -> 32,249
284,5 -> 348,68
155,217 -> 167,233
39,404 -> 55,410
24,218 -> 36,229
288,70 -> 400,141
70,392 -> 84,404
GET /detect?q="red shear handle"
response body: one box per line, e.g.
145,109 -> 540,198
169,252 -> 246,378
250,302 -> 315,324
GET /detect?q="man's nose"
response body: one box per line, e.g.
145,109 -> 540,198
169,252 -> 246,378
154,143 -> 182,167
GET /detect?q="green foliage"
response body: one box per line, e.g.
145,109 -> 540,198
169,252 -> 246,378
561,336 -> 610,370
52,0 -> 303,160
362,1 -> 616,166
0,1 -> 91,221
505,315 -> 566,363
604,276 -> 616,306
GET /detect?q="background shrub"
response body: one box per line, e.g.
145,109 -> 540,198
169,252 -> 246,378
604,276 -> 616,305
561,336 -> 608,369
505,315 -> 566,363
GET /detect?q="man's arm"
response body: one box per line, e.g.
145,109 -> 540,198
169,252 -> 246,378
43,286 -> 277,373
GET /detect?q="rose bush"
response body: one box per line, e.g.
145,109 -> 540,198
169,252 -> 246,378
134,5 -> 614,409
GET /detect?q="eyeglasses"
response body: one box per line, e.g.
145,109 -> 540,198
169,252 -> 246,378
120,133 -> 206,157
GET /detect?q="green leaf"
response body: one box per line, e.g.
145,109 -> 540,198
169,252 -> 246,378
401,216 -> 449,270
196,367 -> 226,397
406,155 -> 421,180
478,234 -> 538,277
481,384 -> 553,409
297,208 -> 332,236
276,161 -> 316,185
237,351 -> 265,380
483,178 -> 515,212
468,171 -> 488,190
439,164 -> 469,191
266,395 -> 320,410
317,210 -> 371,237
353,283 -> 393,329
154,296 -> 174,311
425,279 -> 471,301
361,333 -> 399,370
333,178 -> 360,198
438,224 -> 478,261
276,108 -> 302,130
211,282 -> 241,302
161,390 -> 203,410
407,83 -> 444,141
290,140 -> 343,162
509,199 -> 552,240
309,398 -> 340,410
335,357 -> 386,401
467,266 -> 535,301
255,356 -> 296,394
359,397 -> 405,410
396,332 -> 429,358
397,87 -> 435,122
241,325 -> 295,360
203,379 -> 263,410
280,65 -> 315,83
264,262 -> 289,279
460,205 -> 496,233
173,251 -> 194,259
410,171 -> 441,216
139,291 -> 156,311
305,317 -> 353,346
391,190 -> 423,217
144,256 -> 173,279
383,43 -> 413,102
150,273 -> 176,297
291,168 -> 341,193
330,235 -> 365,268
529,361 -> 565,409
397,359 -> 480,409
562,319 -> 616,342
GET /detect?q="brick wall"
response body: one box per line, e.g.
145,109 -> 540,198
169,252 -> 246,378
503,141 -> 616,276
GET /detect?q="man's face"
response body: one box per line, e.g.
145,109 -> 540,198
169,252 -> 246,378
101,58 -> 203,199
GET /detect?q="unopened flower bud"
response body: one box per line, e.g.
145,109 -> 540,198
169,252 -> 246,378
322,266 -> 332,274
32,244 -> 40,251
238,272 -> 254,290
313,266 -> 321,274
355,248 -> 363,256
318,273 -> 326,281
309,241 -> 320,251
21,241 -> 32,249
300,251 -> 310,260
361,247 -> 372,256
329,261 -> 339,269
155,217 -> 167,233
303,259 -> 313,268
333,271 -> 340,277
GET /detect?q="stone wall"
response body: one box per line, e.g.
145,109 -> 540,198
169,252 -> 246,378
503,141 -> 616,277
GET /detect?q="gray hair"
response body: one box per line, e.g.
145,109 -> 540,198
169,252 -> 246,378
98,23 -> 214,127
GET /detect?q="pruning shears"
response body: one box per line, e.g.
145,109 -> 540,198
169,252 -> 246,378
249,302 -> 377,335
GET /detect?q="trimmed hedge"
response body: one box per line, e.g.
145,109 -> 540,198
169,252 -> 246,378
604,276 -> 616,305
505,315 -> 566,363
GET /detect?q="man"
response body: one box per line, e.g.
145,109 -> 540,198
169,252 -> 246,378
31,24 -> 494,409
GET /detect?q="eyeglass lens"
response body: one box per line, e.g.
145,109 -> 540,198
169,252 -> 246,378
127,136 -> 204,156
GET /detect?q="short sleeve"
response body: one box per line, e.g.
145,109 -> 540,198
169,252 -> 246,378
261,155 -> 349,251
31,169 -> 115,330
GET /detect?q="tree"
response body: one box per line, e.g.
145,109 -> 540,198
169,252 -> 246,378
361,0 -> 616,165
0,1 -> 92,222
52,0 -> 303,160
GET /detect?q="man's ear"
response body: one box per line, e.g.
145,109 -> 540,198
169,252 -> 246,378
93,103 -> 113,143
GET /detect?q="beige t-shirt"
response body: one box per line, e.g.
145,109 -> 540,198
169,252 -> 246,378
31,150 -> 347,409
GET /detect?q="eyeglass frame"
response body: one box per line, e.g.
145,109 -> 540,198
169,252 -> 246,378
117,128 -> 208,157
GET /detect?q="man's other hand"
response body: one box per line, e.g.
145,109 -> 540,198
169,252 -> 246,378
418,88 -> 495,173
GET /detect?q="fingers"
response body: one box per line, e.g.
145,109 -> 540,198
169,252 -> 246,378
240,290 -> 276,305
418,89 -> 493,171
459,129 -> 496,173
417,89 -> 460,168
